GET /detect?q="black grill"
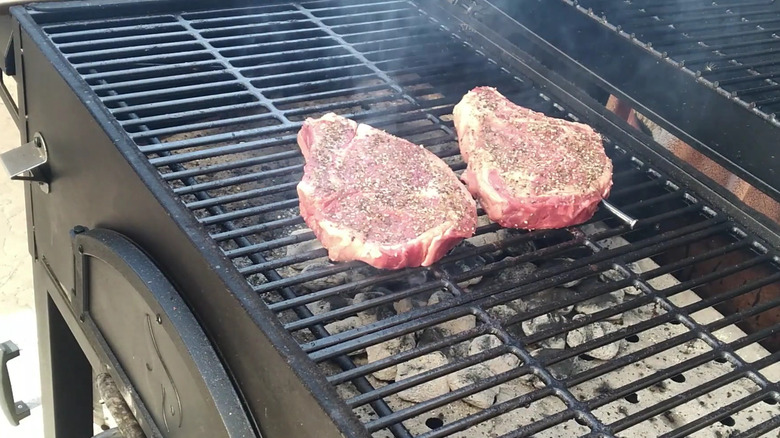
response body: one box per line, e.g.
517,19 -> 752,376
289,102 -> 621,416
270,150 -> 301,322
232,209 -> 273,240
14,0 -> 780,437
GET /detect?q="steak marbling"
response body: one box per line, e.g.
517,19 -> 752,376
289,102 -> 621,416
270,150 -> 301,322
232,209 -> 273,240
453,87 -> 613,230
297,113 -> 477,270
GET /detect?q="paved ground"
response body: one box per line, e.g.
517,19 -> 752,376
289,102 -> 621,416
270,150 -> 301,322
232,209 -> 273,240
0,76 -> 44,437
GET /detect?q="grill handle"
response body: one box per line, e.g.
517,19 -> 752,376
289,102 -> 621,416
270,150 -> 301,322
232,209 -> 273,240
0,340 -> 30,426
0,132 -> 50,192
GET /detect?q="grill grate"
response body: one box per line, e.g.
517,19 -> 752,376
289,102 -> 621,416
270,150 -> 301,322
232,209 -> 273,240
30,0 -> 780,437
568,0 -> 780,122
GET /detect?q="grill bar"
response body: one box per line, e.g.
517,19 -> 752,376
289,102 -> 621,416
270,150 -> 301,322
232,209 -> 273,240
347,347 -> 521,409
148,135 -> 295,166
70,39 -> 204,61
90,69 -> 225,91
167,148 -> 298,180
113,91 -> 254,119
327,326 -> 487,385
72,49 -> 213,69
81,60 -> 235,81
186,182 -> 299,212
135,114 -> 279,140
179,165 -> 301,197
42,15 -> 178,34
268,269 -> 412,312
211,216 -> 305,242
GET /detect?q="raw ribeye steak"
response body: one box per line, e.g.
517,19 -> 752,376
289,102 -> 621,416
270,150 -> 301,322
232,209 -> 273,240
296,112 -> 477,270
453,87 -> 613,230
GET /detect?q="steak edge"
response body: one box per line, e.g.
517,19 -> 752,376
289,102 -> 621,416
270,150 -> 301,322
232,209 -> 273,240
297,113 -> 477,270
453,87 -> 613,230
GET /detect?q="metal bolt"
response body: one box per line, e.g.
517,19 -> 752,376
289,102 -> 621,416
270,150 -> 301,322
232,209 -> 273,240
156,314 -> 162,324
79,314 -> 85,322
73,225 -> 87,234
78,245 -> 84,254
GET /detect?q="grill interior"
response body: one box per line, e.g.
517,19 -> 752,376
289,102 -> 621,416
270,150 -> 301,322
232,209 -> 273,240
569,0 -> 780,123
29,0 -> 780,437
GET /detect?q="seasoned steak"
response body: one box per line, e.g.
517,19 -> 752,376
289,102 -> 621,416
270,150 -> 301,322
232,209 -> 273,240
453,87 -> 613,230
296,113 -> 477,270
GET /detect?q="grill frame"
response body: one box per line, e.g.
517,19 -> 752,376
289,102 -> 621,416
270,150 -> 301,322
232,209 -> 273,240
7,0 -> 780,437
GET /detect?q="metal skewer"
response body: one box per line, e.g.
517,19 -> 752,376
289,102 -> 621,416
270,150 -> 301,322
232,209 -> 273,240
601,199 -> 639,229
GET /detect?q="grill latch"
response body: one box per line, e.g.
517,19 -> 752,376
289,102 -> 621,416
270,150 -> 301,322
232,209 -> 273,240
0,340 -> 30,427
0,132 -> 49,192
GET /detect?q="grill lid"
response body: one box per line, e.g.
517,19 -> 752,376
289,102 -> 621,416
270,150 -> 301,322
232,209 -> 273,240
12,0 -> 780,437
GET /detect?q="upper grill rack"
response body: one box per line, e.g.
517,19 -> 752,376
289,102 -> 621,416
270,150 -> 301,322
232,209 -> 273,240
29,0 -> 780,437
568,0 -> 780,123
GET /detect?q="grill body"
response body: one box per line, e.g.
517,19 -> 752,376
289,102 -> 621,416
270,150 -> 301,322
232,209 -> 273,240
3,1 -> 779,438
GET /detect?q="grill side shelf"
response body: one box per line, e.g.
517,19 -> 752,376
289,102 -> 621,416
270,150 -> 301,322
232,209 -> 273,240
488,0 -> 780,203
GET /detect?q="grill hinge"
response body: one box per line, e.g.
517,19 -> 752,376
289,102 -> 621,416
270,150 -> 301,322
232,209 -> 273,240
0,132 -> 49,192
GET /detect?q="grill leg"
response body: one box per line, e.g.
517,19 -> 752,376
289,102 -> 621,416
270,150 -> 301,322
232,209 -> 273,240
35,283 -> 93,438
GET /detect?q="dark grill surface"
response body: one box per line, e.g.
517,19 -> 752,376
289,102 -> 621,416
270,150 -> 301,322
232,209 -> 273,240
30,0 -> 780,437
568,0 -> 780,124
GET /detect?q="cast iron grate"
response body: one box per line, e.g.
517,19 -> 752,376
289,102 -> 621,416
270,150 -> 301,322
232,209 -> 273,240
32,0 -> 780,437
566,0 -> 780,123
